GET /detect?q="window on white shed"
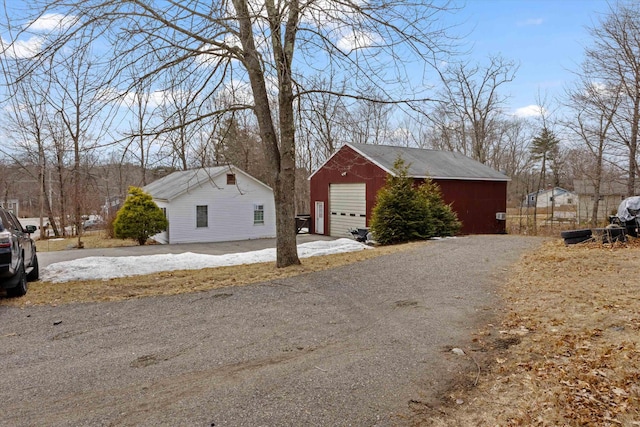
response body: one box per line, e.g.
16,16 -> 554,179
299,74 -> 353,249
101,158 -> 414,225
160,208 -> 168,230
196,205 -> 208,228
253,204 -> 264,225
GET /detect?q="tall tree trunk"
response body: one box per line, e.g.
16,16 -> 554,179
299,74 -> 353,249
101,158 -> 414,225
628,97 -> 640,197
74,136 -> 82,248
56,160 -> 67,237
233,0 -> 300,267
591,160 -> 603,228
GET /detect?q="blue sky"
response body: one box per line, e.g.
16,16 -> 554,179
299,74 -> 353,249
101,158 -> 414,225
450,0 -> 611,117
0,0 -> 614,122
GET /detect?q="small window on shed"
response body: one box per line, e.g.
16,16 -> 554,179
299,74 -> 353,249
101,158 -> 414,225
196,205 -> 208,228
160,207 -> 168,231
254,204 -> 264,225
227,173 -> 236,185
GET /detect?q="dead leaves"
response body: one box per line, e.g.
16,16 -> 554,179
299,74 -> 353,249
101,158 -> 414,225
419,239 -> 640,426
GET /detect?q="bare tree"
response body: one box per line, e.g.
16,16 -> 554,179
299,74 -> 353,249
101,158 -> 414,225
297,74 -> 350,170
585,2 -> 640,197
45,37 -> 110,247
216,114 -> 270,184
0,59 -> 57,233
432,55 -> 518,164
349,92 -> 394,146
122,78 -> 161,186
17,0 -> 457,266
564,77 -> 621,226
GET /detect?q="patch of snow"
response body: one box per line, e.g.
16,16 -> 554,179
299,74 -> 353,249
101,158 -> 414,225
42,238 -> 371,283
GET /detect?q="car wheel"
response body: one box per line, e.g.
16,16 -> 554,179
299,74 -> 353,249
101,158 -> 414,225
7,263 -> 27,298
564,235 -> 592,245
26,254 -> 39,281
560,229 -> 592,239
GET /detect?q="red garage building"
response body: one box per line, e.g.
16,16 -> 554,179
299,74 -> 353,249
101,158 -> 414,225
309,143 -> 509,237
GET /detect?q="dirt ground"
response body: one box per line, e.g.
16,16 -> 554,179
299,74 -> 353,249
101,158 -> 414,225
5,234 -> 638,425
414,238 -> 640,426
0,235 -> 539,426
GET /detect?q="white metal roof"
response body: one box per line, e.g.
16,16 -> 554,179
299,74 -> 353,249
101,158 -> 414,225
143,165 -> 272,201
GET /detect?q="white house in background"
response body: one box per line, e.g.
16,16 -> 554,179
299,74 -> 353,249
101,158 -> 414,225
524,187 -> 577,209
143,165 -> 276,244
0,198 -> 19,217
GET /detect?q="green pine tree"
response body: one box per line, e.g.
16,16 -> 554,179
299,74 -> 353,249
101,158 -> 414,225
113,187 -> 168,245
418,179 -> 462,237
370,158 -> 461,245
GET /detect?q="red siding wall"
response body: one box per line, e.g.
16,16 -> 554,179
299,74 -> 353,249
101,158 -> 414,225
310,146 -> 387,234
431,179 -> 507,234
309,146 -> 507,235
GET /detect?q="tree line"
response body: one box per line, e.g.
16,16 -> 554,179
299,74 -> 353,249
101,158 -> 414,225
0,1 -> 639,266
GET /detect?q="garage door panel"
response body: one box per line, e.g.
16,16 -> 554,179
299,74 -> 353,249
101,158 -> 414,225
329,183 -> 366,237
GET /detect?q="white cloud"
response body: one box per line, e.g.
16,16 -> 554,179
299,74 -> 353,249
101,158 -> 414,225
197,35 -> 242,65
337,30 -> 379,52
27,13 -> 76,32
1,13 -> 76,58
218,79 -> 254,105
514,104 -> 545,118
590,81 -> 607,93
118,90 -> 169,109
517,18 -> 543,27
1,36 -> 44,58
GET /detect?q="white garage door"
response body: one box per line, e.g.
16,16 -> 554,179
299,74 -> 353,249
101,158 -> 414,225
329,183 -> 367,237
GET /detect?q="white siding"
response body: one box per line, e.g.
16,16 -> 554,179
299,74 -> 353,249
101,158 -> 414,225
156,170 -> 276,244
329,183 -> 366,237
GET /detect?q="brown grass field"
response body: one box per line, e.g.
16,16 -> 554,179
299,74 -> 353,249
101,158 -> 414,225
7,234 -> 640,424
35,231 -> 139,252
5,239 -> 417,306
419,238 -> 640,426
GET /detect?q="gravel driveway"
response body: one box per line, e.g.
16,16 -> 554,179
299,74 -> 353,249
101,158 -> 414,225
1,235 -> 542,426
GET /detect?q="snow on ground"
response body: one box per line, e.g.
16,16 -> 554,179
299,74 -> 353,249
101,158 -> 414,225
42,238 -> 372,283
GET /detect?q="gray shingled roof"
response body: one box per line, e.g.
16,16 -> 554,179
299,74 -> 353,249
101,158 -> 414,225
347,143 -> 509,181
142,166 -> 233,201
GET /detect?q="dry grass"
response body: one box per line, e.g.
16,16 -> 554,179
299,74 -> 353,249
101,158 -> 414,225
36,232 -> 138,252
2,241 -> 422,307
418,238 -> 640,426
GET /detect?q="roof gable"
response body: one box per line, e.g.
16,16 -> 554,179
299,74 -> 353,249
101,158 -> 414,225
526,187 -> 575,198
315,143 -> 509,181
143,165 -> 272,201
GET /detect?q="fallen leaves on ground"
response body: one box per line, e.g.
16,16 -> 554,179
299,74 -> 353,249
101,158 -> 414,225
418,238 -> 640,426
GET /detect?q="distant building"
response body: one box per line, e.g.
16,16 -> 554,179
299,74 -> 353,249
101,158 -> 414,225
0,199 -> 19,217
573,179 -> 629,223
522,187 -> 577,225
523,187 -> 577,209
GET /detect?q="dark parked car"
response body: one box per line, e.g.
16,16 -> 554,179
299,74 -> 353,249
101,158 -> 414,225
0,207 -> 38,297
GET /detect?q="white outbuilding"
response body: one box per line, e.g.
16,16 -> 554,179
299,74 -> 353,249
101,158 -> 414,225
143,165 -> 276,244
